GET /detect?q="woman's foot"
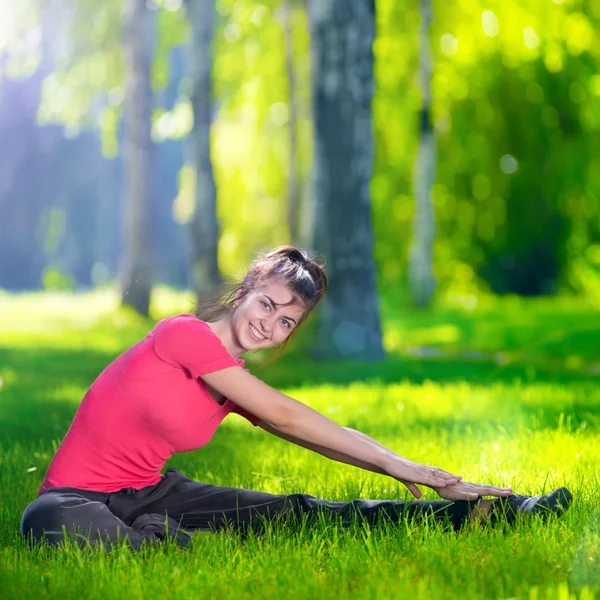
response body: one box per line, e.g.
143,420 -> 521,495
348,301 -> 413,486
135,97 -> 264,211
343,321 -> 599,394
472,487 -> 573,525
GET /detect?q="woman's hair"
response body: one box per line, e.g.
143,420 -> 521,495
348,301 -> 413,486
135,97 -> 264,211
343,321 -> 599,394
194,246 -> 328,345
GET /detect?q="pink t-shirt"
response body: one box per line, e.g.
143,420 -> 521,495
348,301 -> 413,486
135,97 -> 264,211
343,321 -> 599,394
38,314 -> 260,495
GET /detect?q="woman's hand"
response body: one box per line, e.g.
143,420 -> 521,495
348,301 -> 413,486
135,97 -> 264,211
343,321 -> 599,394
383,456 -> 462,498
432,480 -> 513,501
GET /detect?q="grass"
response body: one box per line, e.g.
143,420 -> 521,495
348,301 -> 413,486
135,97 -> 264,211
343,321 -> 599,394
0,288 -> 599,599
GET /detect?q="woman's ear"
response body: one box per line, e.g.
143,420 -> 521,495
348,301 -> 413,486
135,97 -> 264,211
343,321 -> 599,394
232,287 -> 245,308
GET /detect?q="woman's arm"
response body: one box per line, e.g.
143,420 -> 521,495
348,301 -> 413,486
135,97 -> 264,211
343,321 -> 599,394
200,367 -> 461,491
258,422 -> 426,497
257,421 -> 387,475
343,428 -> 512,499
258,422 -> 513,500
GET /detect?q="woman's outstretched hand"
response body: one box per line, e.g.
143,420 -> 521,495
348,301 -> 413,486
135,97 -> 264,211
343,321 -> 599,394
384,457 -> 463,498
432,480 -> 513,501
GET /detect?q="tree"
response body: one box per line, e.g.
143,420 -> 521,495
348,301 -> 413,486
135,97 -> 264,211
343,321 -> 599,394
408,0 -> 437,307
120,0 -> 155,315
185,0 -> 221,299
308,0 -> 384,361
281,0 -> 300,245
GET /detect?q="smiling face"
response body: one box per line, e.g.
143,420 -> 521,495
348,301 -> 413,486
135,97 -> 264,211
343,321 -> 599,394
231,279 -> 308,352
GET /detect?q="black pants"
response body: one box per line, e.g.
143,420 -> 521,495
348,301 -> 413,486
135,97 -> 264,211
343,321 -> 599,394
20,468 -> 481,551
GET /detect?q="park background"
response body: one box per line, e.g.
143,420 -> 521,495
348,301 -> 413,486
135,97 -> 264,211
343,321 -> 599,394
1,0 -> 599,599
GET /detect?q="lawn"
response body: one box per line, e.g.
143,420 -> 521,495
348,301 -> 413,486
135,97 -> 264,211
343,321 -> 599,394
0,289 -> 598,599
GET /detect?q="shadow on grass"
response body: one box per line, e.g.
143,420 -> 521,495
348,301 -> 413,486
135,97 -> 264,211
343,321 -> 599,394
1,342 -> 598,451
260,351 -> 600,389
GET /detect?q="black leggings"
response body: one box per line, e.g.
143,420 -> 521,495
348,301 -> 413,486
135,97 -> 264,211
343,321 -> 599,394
21,468 -> 482,551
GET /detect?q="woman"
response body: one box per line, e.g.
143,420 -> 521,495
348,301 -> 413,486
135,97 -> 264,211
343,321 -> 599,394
20,246 -> 572,551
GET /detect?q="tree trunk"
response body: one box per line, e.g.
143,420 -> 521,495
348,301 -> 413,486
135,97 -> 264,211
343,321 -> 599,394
308,0 -> 384,361
120,0 -> 155,315
185,0 -> 221,299
282,0 -> 300,245
408,0 -> 437,307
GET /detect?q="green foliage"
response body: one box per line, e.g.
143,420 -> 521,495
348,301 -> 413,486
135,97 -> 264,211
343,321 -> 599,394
37,0 -> 125,136
0,0 -> 44,80
2,0 -> 599,298
372,0 -> 600,297
41,267 -> 76,292
153,3 -> 189,91
209,0 -> 311,276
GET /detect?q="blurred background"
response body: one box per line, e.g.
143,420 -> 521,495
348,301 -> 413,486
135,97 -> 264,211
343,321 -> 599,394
0,0 -> 599,360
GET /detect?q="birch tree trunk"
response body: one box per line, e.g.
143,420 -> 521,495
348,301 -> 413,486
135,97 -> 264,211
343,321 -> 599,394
282,0 -> 300,245
185,0 -> 221,298
308,0 -> 384,361
120,0 -> 155,316
409,0 -> 437,307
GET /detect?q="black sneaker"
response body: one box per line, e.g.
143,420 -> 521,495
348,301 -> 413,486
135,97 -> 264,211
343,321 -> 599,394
490,487 -> 573,525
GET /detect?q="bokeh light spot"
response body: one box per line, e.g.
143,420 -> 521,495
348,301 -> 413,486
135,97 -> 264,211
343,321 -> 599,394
441,34 -> 458,56
544,48 -> 564,73
250,5 -> 268,25
108,86 -> 124,106
269,102 -> 289,126
500,155 -> 518,174
224,23 -> 242,43
481,11 -> 499,38
523,27 -> 539,49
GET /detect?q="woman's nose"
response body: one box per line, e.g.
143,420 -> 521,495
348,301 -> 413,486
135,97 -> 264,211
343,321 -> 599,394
260,319 -> 272,334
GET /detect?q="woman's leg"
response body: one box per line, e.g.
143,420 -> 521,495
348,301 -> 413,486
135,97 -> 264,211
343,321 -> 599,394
115,468 -> 481,534
20,488 -> 191,551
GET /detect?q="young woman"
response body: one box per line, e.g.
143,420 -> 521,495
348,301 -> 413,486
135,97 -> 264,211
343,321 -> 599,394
20,246 -> 572,551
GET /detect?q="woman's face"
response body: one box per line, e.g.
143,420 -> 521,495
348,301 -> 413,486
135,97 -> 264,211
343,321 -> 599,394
232,280 -> 307,351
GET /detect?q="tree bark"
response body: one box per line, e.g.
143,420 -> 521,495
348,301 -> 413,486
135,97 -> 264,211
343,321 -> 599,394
409,0 -> 437,307
185,0 -> 221,298
282,0 -> 300,245
307,0 -> 384,361
120,0 -> 155,315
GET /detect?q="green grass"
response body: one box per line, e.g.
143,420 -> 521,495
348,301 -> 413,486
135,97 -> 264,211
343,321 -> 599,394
0,288 -> 599,599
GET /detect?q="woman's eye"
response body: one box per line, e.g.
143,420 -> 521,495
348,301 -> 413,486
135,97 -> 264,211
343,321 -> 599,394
281,319 -> 290,328
261,301 -> 270,310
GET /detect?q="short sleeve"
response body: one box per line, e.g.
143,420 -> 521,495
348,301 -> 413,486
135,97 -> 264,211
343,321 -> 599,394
152,314 -> 239,378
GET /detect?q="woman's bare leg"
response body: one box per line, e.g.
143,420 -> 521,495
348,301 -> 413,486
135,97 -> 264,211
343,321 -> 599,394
469,487 -> 572,525
470,499 -> 495,523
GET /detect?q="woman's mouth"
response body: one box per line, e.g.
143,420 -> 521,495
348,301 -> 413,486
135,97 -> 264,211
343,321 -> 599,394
249,323 -> 267,342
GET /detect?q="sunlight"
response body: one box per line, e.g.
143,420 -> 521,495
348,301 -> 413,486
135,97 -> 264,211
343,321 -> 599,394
0,2 -> 15,51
